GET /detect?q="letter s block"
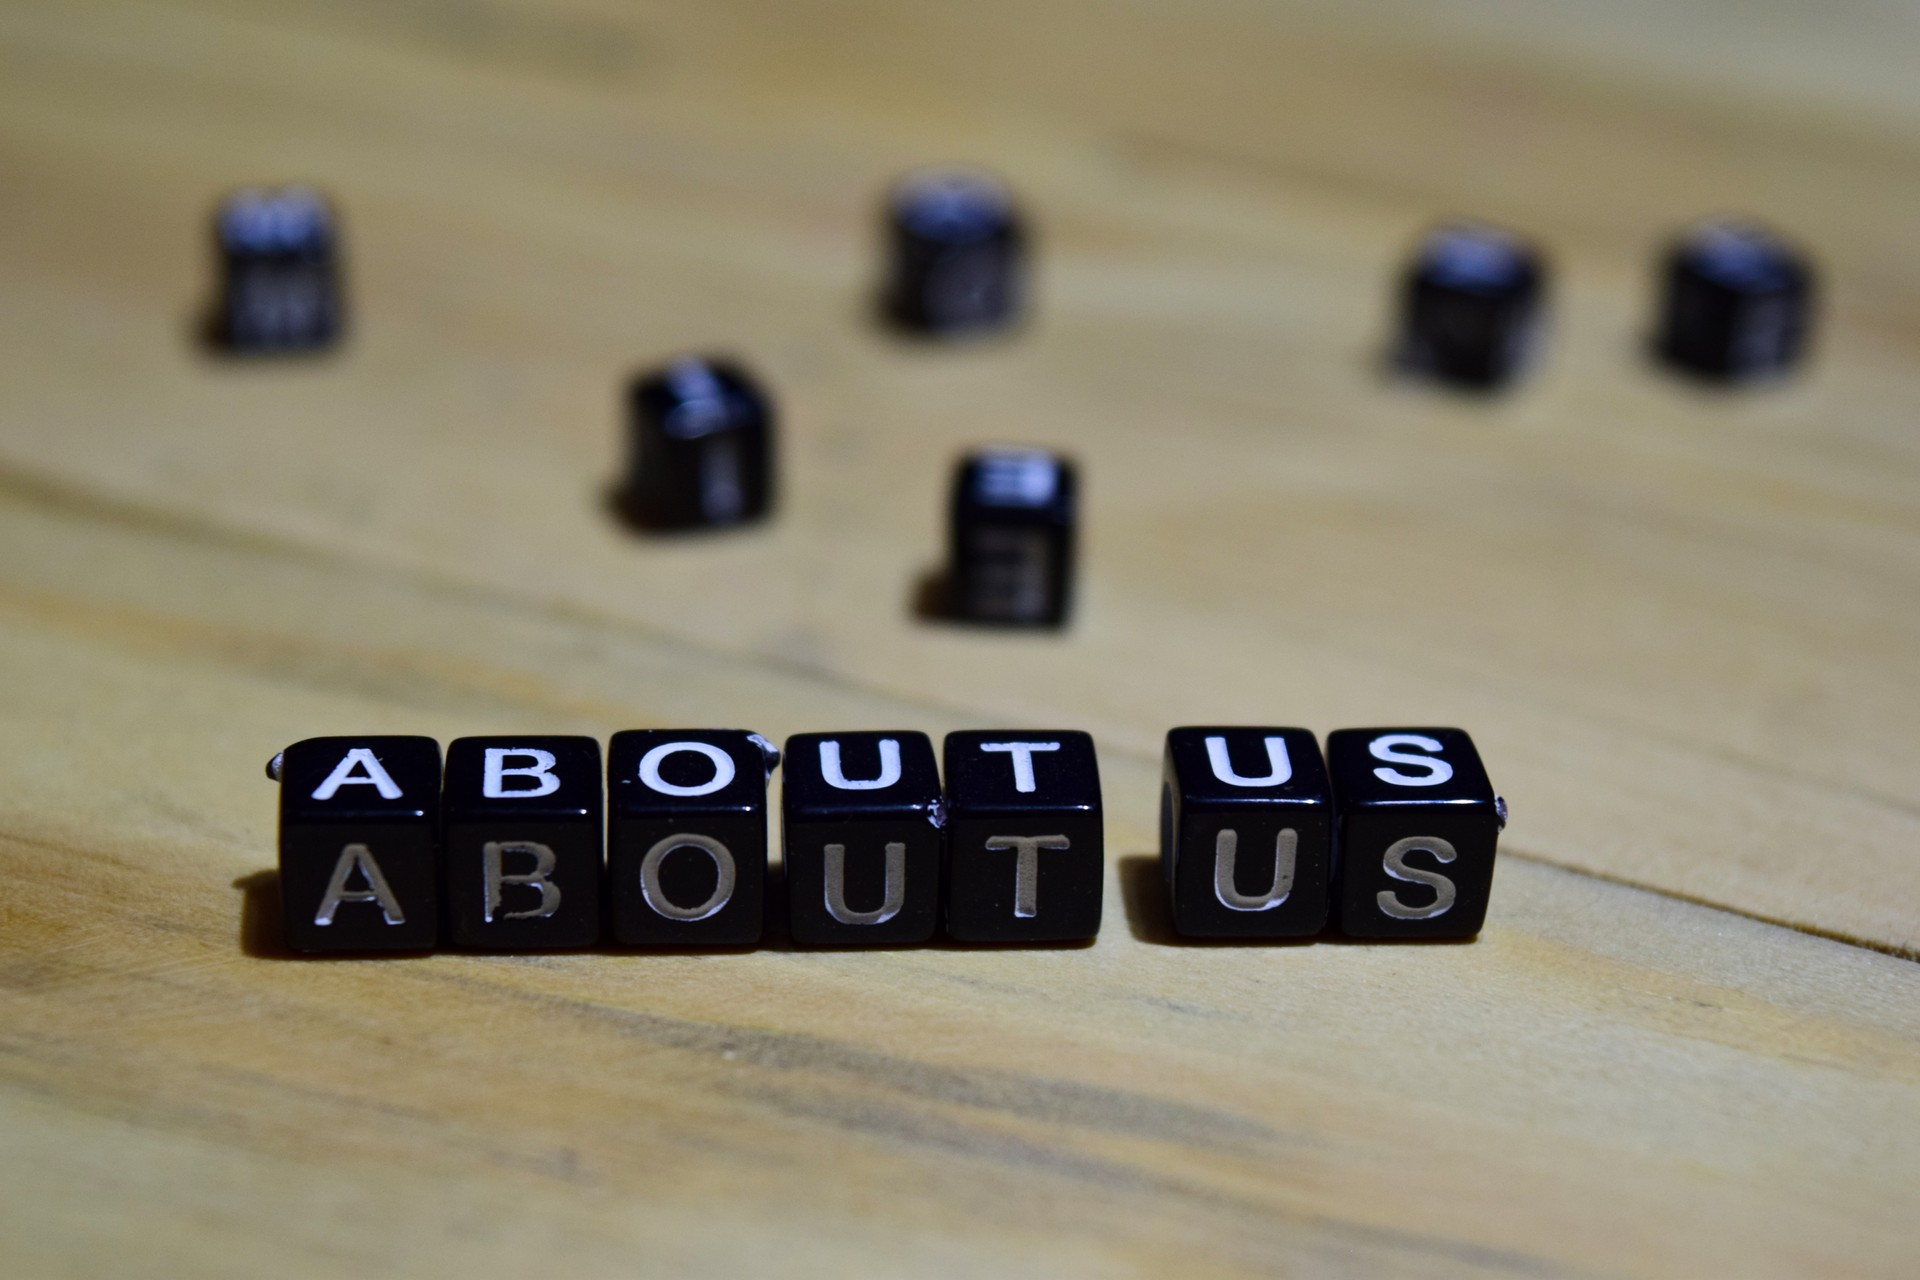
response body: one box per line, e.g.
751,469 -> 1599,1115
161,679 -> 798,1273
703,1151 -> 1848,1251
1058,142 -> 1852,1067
782,731 -> 942,946
442,736 -> 603,949
276,736 -> 442,953
1160,727 -> 1332,939
1328,728 -> 1503,940
606,730 -> 772,947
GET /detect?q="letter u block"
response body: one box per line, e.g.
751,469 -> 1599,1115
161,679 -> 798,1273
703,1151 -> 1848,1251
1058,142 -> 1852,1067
276,736 -> 442,953
607,730 -> 771,947
1327,728 -> 1502,940
782,732 -> 942,946
442,736 -> 602,949
1160,727 -> 1332,939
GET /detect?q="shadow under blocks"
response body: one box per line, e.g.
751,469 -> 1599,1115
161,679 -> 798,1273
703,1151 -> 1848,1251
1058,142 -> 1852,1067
1155,727 -> 1503,943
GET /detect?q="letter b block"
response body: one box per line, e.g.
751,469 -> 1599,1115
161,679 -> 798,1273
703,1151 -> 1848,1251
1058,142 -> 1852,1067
442,736 -> 603,949
1328,728 -> 1502,940
943,731 -> 1103,942
1160,727 -> 1332,939
782,731 -> 942,946
607,730 -> 771,947
277,736 -> 442,953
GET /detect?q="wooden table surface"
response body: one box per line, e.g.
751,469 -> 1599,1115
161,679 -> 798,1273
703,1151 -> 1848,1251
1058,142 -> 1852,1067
4,0 -> 1919,1275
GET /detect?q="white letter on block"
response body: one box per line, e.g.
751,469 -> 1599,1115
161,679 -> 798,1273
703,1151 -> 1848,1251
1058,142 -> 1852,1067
638,742 -> 736,797
483,841 -> 561,922
984,834 -> 1071,917
820,739 -> 901,791
1205,736 -> 1292,788
979,741 -> 1060,793
1369,734 -> 1454,788
823,842 -> 907,925
1377,836 -> 1458,920
483,748 -> 560,799
1212,828 -> 1296,912
311,748 -> 403,801
639,834 -> 736,921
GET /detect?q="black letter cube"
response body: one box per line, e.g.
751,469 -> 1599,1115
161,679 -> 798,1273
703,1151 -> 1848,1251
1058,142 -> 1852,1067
947,447 -> 1076,627
442,736 -> 602,950
276,736 -> 440,953
1328,728 -> 1502,940
1397,222 -> 1545,390
214,186 -> 343,354
607,730 -> 771,946
782,731 -> 942,946
883,168 -> 1026,336
1161,727 -> 1332,939
621,357 -> 775,531
1656,218 -> 1814,383
943,730 -> 1102,943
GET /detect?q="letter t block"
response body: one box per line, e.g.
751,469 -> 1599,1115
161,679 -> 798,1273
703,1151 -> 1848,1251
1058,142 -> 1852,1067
943,730 -> 1103,942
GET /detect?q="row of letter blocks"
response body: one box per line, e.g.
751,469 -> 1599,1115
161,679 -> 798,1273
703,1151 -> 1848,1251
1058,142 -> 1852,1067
276,726 -> 1499,952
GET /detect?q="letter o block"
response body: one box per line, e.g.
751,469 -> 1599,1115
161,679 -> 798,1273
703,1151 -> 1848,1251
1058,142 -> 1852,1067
1160,727 -> 1332,939
607,730 -> 772,947
1327,728 -> 1502,940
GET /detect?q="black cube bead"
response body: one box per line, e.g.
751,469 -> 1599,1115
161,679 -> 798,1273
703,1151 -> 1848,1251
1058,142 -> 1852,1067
276,736 -> 441,953
1160,727 -> 1332,939
214,186 -> 343,354
1656,219 -> 1814,382
1397,222 -> 1545,390
883,168 -> 1027,336
441,736 -> 602,950
947,447 -> 1076,627
622,358 -> 775,531
943,731 -> 1102,943
607,730 -> 773,947
1328,729 -> 1502,940
782,731 -> 943,946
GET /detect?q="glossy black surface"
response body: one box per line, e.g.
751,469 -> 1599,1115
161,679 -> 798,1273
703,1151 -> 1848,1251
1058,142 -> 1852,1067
1160,727 -> 1332,939
277,735 -> 441,953
942,730 -> 1102,943
214,186 -> 343,354
782,731 -> 942,945
1327,728 -> 1500,940
946,448 -> 1077,627
622,357 -> 775,531
1656,219 -> 1814,382
1397,222 -> 1545,390
882,169 -> 1026,336
606,729 -> 773,946
441,736 -> 602,949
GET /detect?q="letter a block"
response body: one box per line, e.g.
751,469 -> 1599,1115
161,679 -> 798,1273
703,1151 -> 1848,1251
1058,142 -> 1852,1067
1328,728 -> 1502,940
782,731 -> 942,946
943,731 -> 1103,943
1160,727 -> 1332,939
277,736 -> 442,953
442,736 -> 603,949
607,730 -> 770,947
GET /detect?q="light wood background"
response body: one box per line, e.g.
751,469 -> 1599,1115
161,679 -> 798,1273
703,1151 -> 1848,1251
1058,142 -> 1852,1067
3,0 -> 1919,1275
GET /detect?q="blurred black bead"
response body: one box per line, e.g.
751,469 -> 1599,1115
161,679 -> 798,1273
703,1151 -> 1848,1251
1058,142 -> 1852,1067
1397,222 -> 1545,390
622,357 -> 775,531
946,447 -> 1076,627
1656,219 -> 1814,382
277,736 -> 441,953
883,168 -> 1026,336
214,186 -> 343,354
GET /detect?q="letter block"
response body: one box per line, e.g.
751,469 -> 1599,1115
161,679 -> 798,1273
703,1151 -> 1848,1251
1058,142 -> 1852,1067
276,736 -> 442,953
1160,727 -> 1332,939
943,731 -> 1103,943
782,731 -> 943,946
442,736 -> 603,949
607,730 -> 772,947
1328,728 -> 1502,940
